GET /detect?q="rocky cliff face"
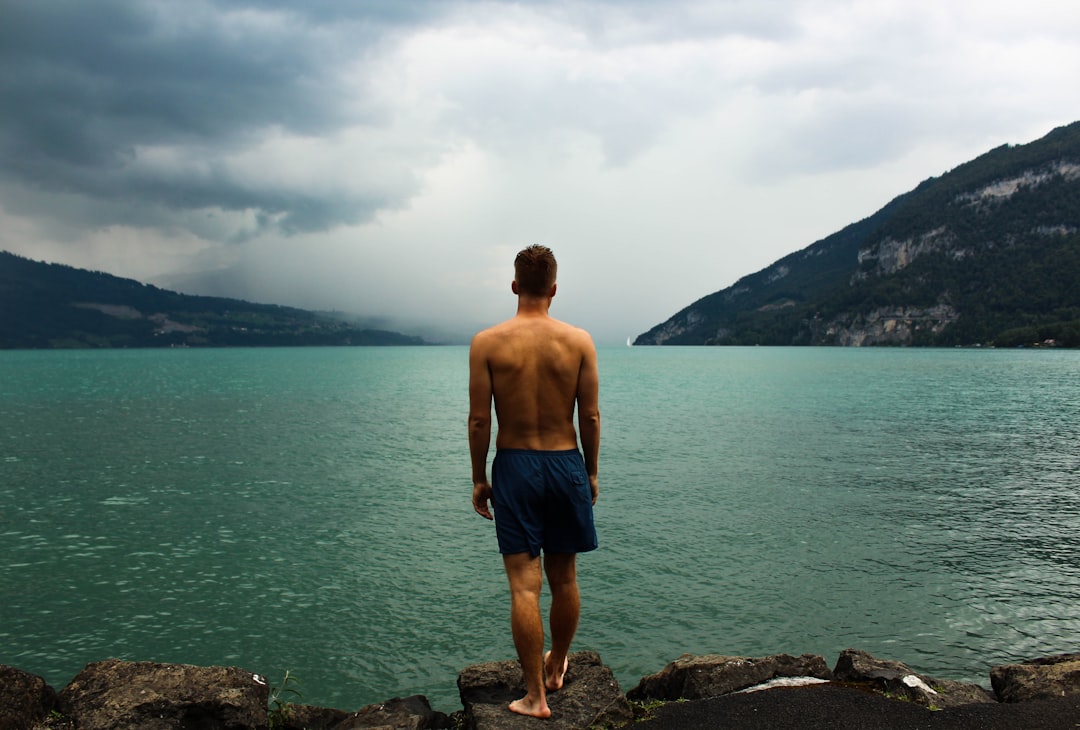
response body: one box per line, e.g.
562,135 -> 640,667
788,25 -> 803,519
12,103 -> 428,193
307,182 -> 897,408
819,304 -> 960,346
644,307 -> 710,345
854,226 -> 956,279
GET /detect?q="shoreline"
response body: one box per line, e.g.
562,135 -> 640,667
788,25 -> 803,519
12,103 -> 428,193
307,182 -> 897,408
4,648 -> 1079,729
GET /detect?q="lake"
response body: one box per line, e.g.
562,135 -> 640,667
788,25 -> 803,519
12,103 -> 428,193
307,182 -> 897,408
1,346 -> 1077,712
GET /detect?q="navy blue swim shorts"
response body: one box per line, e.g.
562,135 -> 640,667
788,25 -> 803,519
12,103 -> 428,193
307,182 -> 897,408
491,448 -> 598,557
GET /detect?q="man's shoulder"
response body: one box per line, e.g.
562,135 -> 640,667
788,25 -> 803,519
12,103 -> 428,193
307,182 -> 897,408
471,319 -> 513,343
552,318 -> 596,346
469,321 -> 515,359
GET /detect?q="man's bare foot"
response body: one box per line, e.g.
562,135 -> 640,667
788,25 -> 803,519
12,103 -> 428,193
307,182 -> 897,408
508,695 -> 551,719
544,650 -> 569,691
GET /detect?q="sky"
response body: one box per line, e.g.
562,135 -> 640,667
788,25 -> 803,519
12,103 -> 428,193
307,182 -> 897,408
2,1 -> 1078,344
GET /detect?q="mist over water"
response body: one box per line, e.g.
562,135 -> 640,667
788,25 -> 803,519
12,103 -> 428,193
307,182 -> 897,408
1,346 -> 1078,712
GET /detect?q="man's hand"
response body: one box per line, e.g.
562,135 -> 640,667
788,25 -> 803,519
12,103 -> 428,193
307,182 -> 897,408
472,481 -> 494,520
589,476 -> 599,505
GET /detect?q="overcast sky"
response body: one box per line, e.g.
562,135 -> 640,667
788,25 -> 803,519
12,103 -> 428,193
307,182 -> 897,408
2,1 -> 1078,344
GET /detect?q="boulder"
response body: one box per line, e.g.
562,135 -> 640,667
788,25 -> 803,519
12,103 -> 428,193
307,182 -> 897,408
56,659 -> 269,730
833,648 -> 995,709
457,650 -> 632,730
627,652 -> 832,702
991,653 -> 1080,703
331,695 -> 449,729
272,702 -> 350,730
0,665 -> 57,730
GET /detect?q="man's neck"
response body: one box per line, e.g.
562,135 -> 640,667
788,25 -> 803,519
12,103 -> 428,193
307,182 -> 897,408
516,295 -> 552,317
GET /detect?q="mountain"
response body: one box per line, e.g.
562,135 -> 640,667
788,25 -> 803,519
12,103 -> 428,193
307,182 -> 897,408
635,122 -> 1080,347
0,252 -> 427,348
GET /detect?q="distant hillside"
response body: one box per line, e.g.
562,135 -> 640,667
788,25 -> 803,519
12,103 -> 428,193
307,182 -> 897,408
636,121 -> 1080,347
0,252 -> 426,348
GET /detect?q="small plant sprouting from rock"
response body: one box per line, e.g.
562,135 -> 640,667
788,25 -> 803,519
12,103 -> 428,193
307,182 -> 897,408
268,670 -> 303,729
628,698 -> 667,722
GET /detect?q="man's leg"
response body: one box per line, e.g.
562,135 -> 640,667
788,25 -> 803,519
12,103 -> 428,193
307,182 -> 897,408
502,552 -> 551,718
543,553 -> 579,691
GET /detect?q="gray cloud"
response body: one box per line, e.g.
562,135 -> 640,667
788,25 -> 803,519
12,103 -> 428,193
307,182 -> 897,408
0,0 -> 410,236
0,0 -> 904,239
0,0 -> 810,223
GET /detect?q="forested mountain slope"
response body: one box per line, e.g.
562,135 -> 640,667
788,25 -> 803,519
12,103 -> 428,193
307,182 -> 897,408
0,252 -> 425,348
636,121 -> 1080,347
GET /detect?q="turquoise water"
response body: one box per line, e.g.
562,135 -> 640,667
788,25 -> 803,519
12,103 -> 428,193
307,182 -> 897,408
1,346 -> 1078,712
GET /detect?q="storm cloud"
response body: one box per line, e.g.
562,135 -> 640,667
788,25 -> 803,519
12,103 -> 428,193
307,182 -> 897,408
0,1 -> 420,234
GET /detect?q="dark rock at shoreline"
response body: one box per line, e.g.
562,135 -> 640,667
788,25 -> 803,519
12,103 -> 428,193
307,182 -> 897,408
629,682 -> 1080,730
330,695 -> 449,729
991,653 -> 1080,702
271,702 -> 350,730
0,665 -> 56,730
267,696 -> 450,730
833,648 -> 996,709
456,650 -> 632,729
4,648 -> 1080,729
627,652 -> 833,701
56,660 -> 269,730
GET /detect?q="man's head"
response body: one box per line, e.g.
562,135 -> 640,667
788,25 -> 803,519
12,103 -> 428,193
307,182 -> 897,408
513,245 -> 557,297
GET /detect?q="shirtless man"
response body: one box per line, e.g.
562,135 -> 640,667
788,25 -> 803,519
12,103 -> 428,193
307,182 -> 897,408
469,245 -> 601,719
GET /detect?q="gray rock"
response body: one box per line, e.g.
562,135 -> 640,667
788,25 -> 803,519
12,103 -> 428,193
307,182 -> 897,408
627,652 -> 832,702
833,648 -> 995,709
0,665 -> 57,730
991,653 -> 1080,703
56,659 -> 269,730
331,695 -> 449,729
457,650 -> 632,730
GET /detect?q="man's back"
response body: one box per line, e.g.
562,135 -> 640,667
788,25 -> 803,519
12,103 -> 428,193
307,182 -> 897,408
467,244 -> 600,719
473,314 -> 593,451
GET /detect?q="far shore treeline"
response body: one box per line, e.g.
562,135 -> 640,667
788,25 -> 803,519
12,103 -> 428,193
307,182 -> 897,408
0,251 -> 426,349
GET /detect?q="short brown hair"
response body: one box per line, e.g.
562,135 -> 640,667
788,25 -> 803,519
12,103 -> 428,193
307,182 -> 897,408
514,245 -> 557,296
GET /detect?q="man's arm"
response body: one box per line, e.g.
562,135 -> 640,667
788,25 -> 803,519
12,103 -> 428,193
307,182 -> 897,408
576,335 -> 601,504
468,335 -> 495,520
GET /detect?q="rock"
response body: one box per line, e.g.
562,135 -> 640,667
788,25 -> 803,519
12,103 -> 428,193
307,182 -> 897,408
457,650 -> 632,730
627,652 -> 832,702
0,665 -> 57,730
738,676 -> 831,693
56,659 -> 269,730
990,653 -> 1080,702
272,703 -> 350,730
833,648 -> 995,709
332,695 -> 449,729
